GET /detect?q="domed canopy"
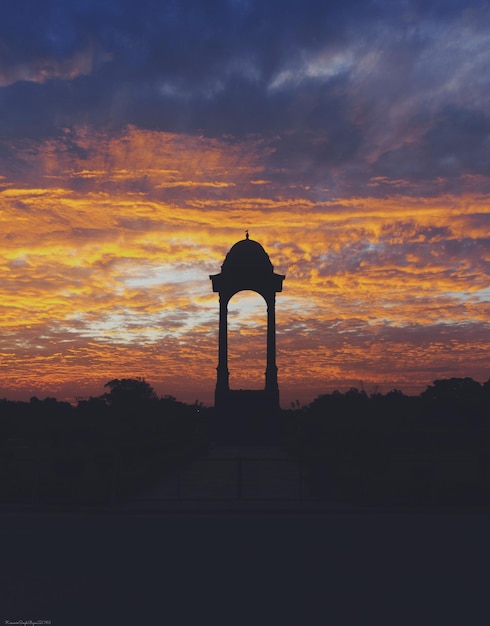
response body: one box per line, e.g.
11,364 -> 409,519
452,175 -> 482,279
222,237 -> 273,273
210,234 -> 285,296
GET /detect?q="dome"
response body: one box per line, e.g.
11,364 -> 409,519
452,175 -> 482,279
222,237 -> 273,273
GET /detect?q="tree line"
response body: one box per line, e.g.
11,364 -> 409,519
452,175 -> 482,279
1,376 -> 490,507
283,377 -> 490,505
0,378 -> 211,506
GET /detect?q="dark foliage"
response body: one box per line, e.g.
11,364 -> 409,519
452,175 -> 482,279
2,376 -> 490,509
282,378 -> 490,506
0,380 -> 211,509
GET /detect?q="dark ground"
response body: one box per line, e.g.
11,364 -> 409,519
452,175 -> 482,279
2,383 -> 490,623
1,512 -> 489,625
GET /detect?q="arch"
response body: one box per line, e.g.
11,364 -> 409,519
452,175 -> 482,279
210,235 -> 285,413
228,290 -> 267,389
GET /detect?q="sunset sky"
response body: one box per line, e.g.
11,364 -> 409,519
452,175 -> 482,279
1,0 -> 489,406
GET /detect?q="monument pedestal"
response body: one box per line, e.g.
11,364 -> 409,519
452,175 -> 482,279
213,390 -> 281,446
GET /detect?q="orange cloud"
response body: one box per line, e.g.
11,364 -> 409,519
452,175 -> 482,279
1,126 -> 489,405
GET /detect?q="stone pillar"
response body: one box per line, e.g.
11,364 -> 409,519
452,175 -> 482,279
216,293 -> 229,397
265,294 -> 279,402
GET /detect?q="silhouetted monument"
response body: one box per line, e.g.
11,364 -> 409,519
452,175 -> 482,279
210,233 -> 285,444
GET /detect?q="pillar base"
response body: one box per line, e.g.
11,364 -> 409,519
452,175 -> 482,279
213,389 -> 280,445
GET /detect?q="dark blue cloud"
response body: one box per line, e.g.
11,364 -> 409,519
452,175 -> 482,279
373,107 -> 490,181
2,0 -> 490,195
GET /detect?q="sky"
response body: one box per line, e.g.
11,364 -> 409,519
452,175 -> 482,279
0,0 -> 489,407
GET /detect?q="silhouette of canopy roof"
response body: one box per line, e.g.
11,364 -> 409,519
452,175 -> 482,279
221,237 -> 274,273
210,236 -> 284,295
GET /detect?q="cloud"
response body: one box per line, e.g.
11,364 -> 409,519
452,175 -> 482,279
0,126 -> 489,403
2,2 -> 490,403
373,107 -> 490,182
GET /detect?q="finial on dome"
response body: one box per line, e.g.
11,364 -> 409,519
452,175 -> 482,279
245,230 -> 249,240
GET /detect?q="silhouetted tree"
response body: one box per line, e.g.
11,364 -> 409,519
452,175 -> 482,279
421,377 -> 482,402
421,377 -> 485,420
103,378 -> 158,409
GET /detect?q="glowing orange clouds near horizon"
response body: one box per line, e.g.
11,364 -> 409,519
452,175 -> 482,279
1,126 -> 489,406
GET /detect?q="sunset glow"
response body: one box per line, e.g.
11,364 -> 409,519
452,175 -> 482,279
1,1 -> 489,405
